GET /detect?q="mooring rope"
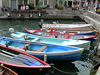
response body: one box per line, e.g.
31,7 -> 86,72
53,66 -> 78,74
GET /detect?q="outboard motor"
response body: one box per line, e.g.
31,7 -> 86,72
9,28 -> 14,33
38,19 -> 44,29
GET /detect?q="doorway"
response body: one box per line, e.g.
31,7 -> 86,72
36,0 -> 39,7
11,0 -> 17,10
68,1 -> 72,7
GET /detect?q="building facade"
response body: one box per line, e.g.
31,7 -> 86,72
1,0 -> 100,11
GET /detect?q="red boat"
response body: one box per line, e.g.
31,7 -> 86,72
24,27 -> 97,42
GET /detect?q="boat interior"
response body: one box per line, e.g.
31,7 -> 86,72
0,48 -> 42,66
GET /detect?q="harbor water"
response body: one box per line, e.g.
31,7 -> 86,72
0,19 -> 96,75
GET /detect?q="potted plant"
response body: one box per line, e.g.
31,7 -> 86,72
55,3 -> 58,8
96,8 -> 100,14
58,5 -> 64,10
38,0 -> 42,7
29,3 -> 34,10
37,0 -> 44,10
72,6 -> 78,10
37,6 -> 44,10
73,1 -> 77,5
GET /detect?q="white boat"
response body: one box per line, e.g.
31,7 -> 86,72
42,23 -> 93,30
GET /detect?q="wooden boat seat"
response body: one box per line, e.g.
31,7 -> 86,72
35,45 -> 48,52
20,43 -> 31,51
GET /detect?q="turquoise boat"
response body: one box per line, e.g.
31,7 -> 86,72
0,37 -> 84,60
11,32 -> 91,50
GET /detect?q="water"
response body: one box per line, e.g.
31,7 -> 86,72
0,19 -> 95,75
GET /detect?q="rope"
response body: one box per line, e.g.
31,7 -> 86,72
53,66 -> 78,74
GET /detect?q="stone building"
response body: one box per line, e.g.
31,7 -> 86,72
0,0 -> 100,11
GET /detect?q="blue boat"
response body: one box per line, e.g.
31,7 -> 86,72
11,32 -> 91,50
0,37 -> 84,60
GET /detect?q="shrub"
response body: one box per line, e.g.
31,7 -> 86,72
37,6 -> 44,10
97,9 -> 100,13
72,7 -> 77,10
29,3 -> 34,8
55,3 -> 58,8
58,5 -> 64,9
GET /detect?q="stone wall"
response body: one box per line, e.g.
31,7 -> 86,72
82,11 -> 100,31
0,9 -> 86,20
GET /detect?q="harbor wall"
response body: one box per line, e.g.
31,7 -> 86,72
0,9 -> 86,20
82,11 -> 100,31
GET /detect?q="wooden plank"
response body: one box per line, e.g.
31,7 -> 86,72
35,45 -> 48,52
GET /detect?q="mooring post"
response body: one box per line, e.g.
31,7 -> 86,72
44,54 -> 47,62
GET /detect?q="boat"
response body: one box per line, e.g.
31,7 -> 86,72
24,27 -> 97,42
0,65 -> 18,75
42,23 -> 93,30
0,37 -> 84,61
11,32 -> 91,50
42,23 -> 98,35
51,29 -> 97,35
0,38 -> 51,75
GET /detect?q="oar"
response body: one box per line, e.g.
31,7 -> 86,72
13,57 -> 37,66
0,49 -> 38,66
17,56 -> 42,66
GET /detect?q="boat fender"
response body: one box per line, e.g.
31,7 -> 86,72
44,54 -> 47,62
54,34 -> 58,38
38,12 -> 42,17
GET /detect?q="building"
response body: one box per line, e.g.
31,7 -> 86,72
1,0 -> 100,11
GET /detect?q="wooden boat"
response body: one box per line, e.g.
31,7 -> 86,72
0,65 -> 18,75
0,38 -> 51,75
51,29 -> 97,35
0,37 -> 84,60
24,27 -> 97,42
42,23 -> 93,30
11,32 -> 91,50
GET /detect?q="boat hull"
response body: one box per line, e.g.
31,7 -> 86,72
76,32 -> 95,35
26,50 -> 83,60
3,65 -> 50,75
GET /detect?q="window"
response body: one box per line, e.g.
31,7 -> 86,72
24,0 -> 28,5
44,0 -> 47,5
